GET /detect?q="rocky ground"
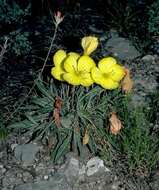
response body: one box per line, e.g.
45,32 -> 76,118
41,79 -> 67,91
0,130 -> 158,190
0,134 -> 152,190
1,7 -> 159,190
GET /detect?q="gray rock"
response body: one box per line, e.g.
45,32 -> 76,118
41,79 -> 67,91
62,155 -> 80,185
86,157 -> 110,177
142,55 -> 156,64
104,31 -> 140,60
14,144 -> 40,165
14,175 -> 70,190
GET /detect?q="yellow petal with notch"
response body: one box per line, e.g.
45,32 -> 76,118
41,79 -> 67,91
98,57 -> 117,73
110,65 -> 125,82
78,55 -> 96,72
53,50 -> 67,67
63,73 -> 81,85
63,55 -> 78,73
51,67 -> 65,81
68,52 -> 80,60
81,36 -> 98,55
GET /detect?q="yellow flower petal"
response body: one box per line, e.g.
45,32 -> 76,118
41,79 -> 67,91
68,52 -> 80,60
98,57 -> 117,73
63,55 -> 78,73
81,36 -> 98,55
63,73 -> 81,85
53,50 -> 67,67
110,65 -> 125,82
80,73 -> 94,87
91,67 -> 103,84
78,55 -> 96,72
51,67 -> 65,81
100,78 -> 119,89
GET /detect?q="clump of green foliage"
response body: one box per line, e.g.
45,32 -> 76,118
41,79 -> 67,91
9,78 -> 124,162
0,0 -> 30,24
148,0 -> 159,36
9,78 -> 159,175
0,0 -> 31,57
8,31 -> 32,56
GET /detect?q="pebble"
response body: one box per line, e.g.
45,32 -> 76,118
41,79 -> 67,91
1,168 -> 6,174
142,55 -> 155,63
43,175 -> 49,180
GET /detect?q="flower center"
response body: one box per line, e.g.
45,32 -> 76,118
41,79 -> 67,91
103,73 -> 110,78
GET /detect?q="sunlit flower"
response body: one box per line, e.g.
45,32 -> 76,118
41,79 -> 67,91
91,57 -> 125,89
51,50 -> 66,81
109,112 -> 123,135
54,11 -> 64,26
63,54 -> 96,86
81,36 -> 98,55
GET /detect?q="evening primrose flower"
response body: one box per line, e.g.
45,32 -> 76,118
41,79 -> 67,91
81,36 -> 98,55
91,57 -> 125,89
63,55 -> 96,86
51,50 -> 67,81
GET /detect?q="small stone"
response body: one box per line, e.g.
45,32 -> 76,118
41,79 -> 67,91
48,168 -> 55,176
43,175 -> 49,180
86,157 -> 110,177
142,55 -> 155,64
1,168 -> 6,174
63,156 -> 79,184
14,143 -> 40,165
11,143 -> 18,151
22,172 -> 33,183
16,173 -> 23,178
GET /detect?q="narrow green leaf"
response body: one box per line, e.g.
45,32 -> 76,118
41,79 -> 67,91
54,133 -> 72,162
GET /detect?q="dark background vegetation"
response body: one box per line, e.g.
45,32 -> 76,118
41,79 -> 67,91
0,0 -> 157,60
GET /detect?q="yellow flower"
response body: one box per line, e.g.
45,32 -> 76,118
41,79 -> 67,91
81,36 -> 98,55
91,57 -> 125,89
51,50 -> 67,81
63,55 -> 96,86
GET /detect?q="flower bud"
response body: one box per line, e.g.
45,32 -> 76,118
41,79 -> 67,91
81,36 -> 98,55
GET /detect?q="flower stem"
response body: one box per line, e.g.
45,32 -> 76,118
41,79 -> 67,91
39,24 -> 58,77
